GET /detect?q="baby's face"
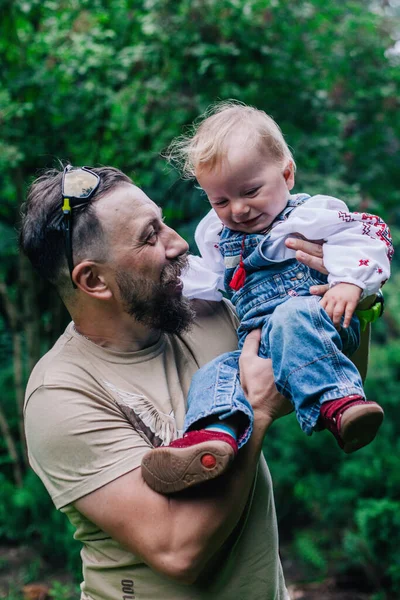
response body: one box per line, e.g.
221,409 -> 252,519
196,141 -> 294,233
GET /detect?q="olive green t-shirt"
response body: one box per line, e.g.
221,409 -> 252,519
24,299 -> 290,600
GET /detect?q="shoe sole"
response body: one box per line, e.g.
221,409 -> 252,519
141,441 -> 236,494
340,404 -> 384,454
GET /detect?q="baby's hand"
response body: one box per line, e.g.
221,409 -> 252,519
319,283 -> 362,328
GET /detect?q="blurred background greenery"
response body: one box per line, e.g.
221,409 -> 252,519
0,0 -> 399,598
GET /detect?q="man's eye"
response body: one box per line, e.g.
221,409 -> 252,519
146,229 -> 158,243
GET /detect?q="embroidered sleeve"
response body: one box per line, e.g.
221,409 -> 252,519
181,209 -> 225,300
273,195 -> 393,296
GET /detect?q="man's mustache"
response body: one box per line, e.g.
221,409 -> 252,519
160,253 -> 189,285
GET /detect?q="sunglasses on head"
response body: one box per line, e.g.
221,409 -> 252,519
61,165 -> 100,288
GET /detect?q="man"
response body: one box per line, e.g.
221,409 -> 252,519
20,165 -> 368,600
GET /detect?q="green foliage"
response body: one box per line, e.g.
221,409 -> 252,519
1,0 -> 399,214
0,0 -> 399,595
344,499 -> 400,592
0,580 -> 79,600
293,530 -> 327,575
0,471 -> 81,577
49,580 -> 80,599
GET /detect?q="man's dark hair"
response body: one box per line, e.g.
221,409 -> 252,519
19,165 -> 132,294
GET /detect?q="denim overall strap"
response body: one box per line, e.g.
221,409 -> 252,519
276,193 -> 311,222
219,194 -> 312,293
229,235 -> 248,291
219,229 -> 265,295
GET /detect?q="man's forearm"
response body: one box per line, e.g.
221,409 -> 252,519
75,333 -> 284,584
135,410 -> 272,583
74,410 -> 273,584
164,410 -> 273,582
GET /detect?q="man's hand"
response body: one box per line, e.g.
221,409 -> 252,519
239,330 -> 292,426
285,237 -> 327,273
320,283 -> 362,328
285,237 -> 329,296
285,238 -> 368,327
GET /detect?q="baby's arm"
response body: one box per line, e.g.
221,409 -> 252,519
182,210 -> 225,300
319,282 -> 362,328
283,197 -> 392,328
280,195 -> 392,297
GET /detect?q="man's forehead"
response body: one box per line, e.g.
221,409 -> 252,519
96,183 -> 161,220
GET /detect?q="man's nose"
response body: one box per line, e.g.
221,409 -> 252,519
165,226 -> 189,259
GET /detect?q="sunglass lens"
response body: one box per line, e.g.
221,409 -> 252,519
63,170 -> 99,198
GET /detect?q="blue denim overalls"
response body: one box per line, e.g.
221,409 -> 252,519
184,195 -> 364,445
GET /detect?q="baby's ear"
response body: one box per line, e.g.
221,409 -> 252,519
283,162 -> 295,190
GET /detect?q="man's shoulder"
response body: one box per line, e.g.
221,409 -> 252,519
177,299 -> 239,368
189,298 -> 239,336
24,323 -> 93,404
191,298 -> 237,321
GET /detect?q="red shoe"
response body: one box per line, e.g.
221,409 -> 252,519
141,430 -> 238,494
319,395 -> 384,454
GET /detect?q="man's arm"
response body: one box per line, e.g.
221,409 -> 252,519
75,332 -> 288,585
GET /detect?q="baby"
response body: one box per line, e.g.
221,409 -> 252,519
141,101 -> 392,494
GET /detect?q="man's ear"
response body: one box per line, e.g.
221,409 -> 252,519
72,261 -> 112,300
283,161 -> 295,191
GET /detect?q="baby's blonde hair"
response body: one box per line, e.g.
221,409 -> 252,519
166,100 -> 296,178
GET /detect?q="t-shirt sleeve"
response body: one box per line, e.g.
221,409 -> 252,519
25,385 -> 151,509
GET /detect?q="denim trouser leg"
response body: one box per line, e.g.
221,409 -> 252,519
183,351 -> 254,448
263,296 -> 364,434
183,295 -> 364,446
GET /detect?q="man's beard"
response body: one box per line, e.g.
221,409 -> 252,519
115,255 -> 195,334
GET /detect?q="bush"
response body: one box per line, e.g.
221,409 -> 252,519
0,471 -> 81,578
344,499 -> 400,593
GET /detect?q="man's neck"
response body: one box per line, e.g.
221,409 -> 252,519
73,313 -> 161,352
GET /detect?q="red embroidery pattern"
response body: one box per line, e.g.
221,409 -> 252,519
376,225 -> 393,246
359,259 -> 370,266
376,267 -> 383,274
360,213 -> 394,263
362,223 -> 372,237
361,213 -> 381,226
338,211 -> 355,222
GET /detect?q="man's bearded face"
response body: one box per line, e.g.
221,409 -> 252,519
115,254 -> 194,334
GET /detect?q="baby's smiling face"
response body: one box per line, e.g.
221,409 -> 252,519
196,137 -> 295,234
